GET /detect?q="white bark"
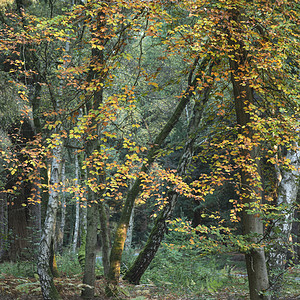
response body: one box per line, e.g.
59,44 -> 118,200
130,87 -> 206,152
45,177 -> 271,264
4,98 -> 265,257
124,206 -> 134,251
37,140 -> 62,300
271,145 -> 300,266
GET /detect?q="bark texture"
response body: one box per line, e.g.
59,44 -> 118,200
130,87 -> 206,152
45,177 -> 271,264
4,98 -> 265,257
0,193 -> 7,261
269,146 -> 300,298
37,144 -> 62,300
81,198 -> 99,299
123,192 -> 177,284
58,160 -> 66,255
99,201 -> 111,277
124,206 -> 134,251
81,11 -> 105,297
72,152 -> 80,253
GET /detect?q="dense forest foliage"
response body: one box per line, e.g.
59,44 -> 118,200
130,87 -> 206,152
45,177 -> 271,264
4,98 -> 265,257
0,0 -> 299,299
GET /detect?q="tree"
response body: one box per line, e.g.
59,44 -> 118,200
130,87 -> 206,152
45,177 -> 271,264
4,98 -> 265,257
123,57 -> 214,284
0,1 -> 298,300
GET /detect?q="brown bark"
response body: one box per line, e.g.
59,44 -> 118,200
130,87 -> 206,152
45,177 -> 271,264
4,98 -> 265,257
0,193 -> 7,261
228,9 -> 270,299
81,197 -> 99,299
81,11 -> 105,298
5,119 -> 35,261
99,201 -> 111,277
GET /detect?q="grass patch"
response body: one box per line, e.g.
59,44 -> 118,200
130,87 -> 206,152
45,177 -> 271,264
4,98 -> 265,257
0,260 -> 36,278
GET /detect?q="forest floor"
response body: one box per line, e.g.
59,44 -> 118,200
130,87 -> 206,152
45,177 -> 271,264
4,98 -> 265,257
0,271 -> 299,300
0,253 -> 299,300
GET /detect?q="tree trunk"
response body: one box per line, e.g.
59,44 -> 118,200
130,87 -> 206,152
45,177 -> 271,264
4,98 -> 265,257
81,11 -> 105,297
229,20 -> 270,300
72,151 -> 80,253
99,201 -> 111,277
231,70 -> 270,300
291,195 -> 300,264
5,120 -> 35,261
268,146 -> 300,298
28,194 -> 42,258
37,143 -> 62,300
108,56 -> 210,283
123,191 -> 177,284
7,183 -> 30,261
58,160 -> 66,255
124,206 -> 134,251
123,60 -> 214,285
0,192 -> 8,261
81,196 -> 99,299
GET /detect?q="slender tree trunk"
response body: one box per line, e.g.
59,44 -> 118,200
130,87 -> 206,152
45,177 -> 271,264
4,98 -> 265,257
37,143 -> 62,300
99,201 -> 111,277
123,61 -> 213,284
81,195 -> 99,299
81,11 -> 105,298
123,191 -> 177,284
268,146 -> 300,298
37,11 -> 67,295
28,194 -> 42,258
292,191 -> 300,263
72,151 -> 80,253
124,206 -> 134,251
0,193 -> 8,261
108,56 -> 210,283
29,82 -> 42,252
58,160 -> 66,255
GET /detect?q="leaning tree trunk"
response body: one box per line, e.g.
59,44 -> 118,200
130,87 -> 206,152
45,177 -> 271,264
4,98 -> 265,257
123,60 -> 214,285
108,56 -> 210,283
37,141 -> 62,300
228,9 -> 270,299
268,145 -> 300,298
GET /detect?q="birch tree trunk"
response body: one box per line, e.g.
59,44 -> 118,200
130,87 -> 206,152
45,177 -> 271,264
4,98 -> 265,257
269,145 -> 300,298
37,140 -> 62,300
124,206 -> 134,251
